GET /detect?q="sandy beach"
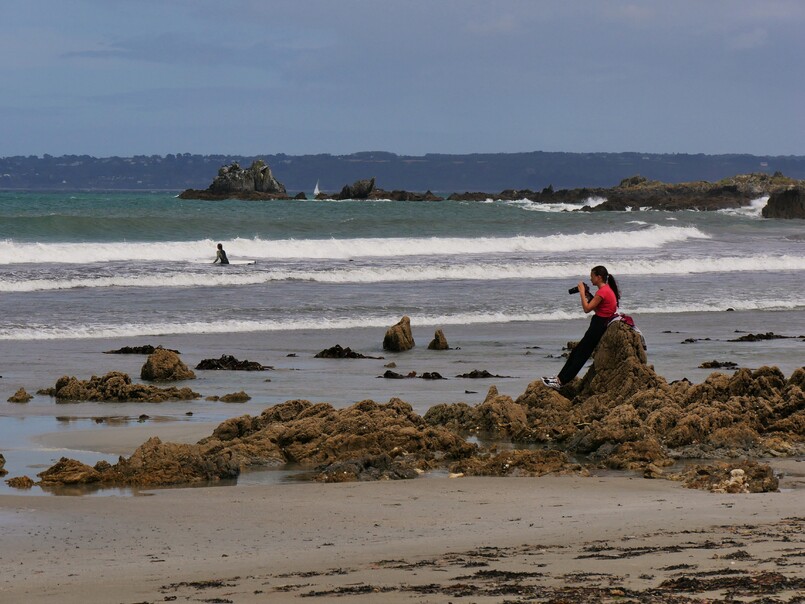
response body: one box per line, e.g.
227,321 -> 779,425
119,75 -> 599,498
2,460 -> 804,603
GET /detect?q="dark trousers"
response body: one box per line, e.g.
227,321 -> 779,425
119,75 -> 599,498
558,315 -> 610,385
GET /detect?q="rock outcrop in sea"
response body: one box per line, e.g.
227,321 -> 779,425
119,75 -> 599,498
319,177 -> 442,201
447,173 -> 803,212
179,163 -> 803,211
762,185 -> 805,219
35,321 -> 804,491
178,160 -> 287,200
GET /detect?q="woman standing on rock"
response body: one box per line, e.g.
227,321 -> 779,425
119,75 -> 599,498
542,265 -> 620,390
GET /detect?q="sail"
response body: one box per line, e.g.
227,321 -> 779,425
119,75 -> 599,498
313,180 -> 320,196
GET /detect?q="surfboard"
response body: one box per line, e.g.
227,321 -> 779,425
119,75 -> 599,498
192,260 -> 256,266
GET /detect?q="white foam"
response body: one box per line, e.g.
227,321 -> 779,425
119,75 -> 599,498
0,225 -> 709,265
1,297 -> 801,341
2,254 -> 802,292
503,196 -> 607,213
717,196 -> 769,217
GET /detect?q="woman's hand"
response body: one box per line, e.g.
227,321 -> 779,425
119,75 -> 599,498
579,281 -> 601,313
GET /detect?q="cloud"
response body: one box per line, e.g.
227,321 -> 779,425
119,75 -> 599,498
465,14 -> 519,35
726,27 -> 769,51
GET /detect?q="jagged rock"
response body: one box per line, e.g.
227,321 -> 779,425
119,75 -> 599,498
211,160 -> 285,194
368,189 -> 444,201
427,329 -> 450,350
7,387 -> 33,403
699,360 -> 738,369
6,476 -> 35,489
381,369 -> 406,379
670,461 -> 779,493
471,386 -> 532,439
141,348 -> 196,381
220,391 -> 251,403
455,369 -> 513,378
762,186 -> 805,219
195,355 -> 270,370
38,458 -> 102,485
729,332 -> 790,342
336,177 -> 375,200
39,397 -> 475,488
104,344 -> 179,355
33,324 -> 805,488
379,369 -> 443,379
314,344 -> 382,359
43,371 -> 200,402
314,454 -> 419,482
178,160 -> 287,200
423,401 -> 478,433
200,398 -> 475,469
450,449 -> 588,477
383,316 -> 415,352
38,438 -> 241,488
0,453 -> 5,476
294,192 -> 307,200
444,174 -> 801,211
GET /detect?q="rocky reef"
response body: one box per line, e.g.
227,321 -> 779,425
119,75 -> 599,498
33,320 -> 803,492
195,354 -> 271,371
448,173 -> 802,212
315,177 -> 442,201
178,160 -> 287,200
38,371 -> 200,403
179,162 -> 803,212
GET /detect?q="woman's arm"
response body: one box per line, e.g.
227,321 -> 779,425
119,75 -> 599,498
578,281 -> 602,313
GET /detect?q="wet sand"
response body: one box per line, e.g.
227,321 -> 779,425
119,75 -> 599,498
2,464 -> 804,603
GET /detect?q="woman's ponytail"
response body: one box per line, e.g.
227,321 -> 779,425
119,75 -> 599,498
592,265 -> 620,303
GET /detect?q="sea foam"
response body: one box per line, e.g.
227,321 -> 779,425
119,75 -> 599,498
1,254 -> 802,292
1,296 -> 801,340
0,225 -> 708,264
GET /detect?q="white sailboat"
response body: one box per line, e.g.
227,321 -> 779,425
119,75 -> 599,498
313,180 -> 320,196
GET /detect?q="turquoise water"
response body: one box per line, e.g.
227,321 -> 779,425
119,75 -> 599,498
1,191 -> 803,340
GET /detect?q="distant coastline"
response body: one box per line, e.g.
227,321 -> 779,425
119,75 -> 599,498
3,150 -> 805,192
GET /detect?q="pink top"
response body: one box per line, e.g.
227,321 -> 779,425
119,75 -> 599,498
594,283 -> 618,317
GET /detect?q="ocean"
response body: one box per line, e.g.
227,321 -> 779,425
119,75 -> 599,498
1,191 -> 804,492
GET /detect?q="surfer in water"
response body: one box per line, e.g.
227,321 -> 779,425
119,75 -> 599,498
213,243 -> 229,265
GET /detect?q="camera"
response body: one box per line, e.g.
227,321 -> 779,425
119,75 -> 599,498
569,283 -> 594,302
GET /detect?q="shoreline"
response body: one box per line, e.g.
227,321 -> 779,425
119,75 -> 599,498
1,473 -> 803,602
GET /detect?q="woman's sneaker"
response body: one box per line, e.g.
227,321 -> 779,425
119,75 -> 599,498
541,376 -> 562,390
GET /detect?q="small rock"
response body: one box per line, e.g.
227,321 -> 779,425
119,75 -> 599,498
6,476 -> 35,489
7,387 -> 33,403
383,316 -> 415,352
141,349 -> 196,381
427,329 -> 450,350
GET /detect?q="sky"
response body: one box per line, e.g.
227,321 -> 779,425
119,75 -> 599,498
2,0 -> 804,157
